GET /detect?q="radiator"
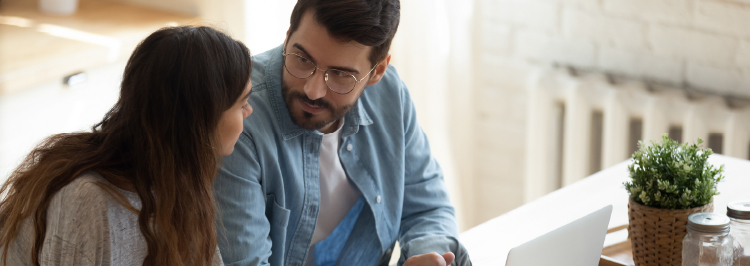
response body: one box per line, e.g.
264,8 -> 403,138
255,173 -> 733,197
523,67 -> 750,202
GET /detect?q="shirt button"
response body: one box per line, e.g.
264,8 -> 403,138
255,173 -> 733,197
385,248 -> 392,254
346,144 -> 353,151
376,195 -> 382,203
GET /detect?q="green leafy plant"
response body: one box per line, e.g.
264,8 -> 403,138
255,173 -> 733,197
624,134 -> 724,209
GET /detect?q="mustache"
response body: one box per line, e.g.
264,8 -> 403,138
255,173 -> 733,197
289,90 -> 332,109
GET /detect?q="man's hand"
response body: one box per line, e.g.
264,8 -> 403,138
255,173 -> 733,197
403,252 -> 455,266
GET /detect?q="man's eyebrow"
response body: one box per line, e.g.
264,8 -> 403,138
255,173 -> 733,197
291,43 -> 361,74
292,43 -> 315,62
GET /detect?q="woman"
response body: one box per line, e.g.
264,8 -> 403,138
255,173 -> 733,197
0,26 -> 253,266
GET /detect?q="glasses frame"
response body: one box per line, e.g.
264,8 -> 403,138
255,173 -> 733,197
282,52 -> 379,95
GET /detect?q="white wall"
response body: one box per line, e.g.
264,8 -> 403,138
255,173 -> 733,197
241,1 -> 297,54
0,63 -> 123,180
478,0 -> 750,95
472,0 -> 750,226
389,0 -> 477,231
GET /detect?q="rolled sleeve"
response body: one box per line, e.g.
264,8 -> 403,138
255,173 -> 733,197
397,84 -> 472,265
398,235 -> 472,266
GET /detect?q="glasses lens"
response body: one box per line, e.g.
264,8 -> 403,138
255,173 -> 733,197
284,54 -> 315,78
325,70 -> 357,94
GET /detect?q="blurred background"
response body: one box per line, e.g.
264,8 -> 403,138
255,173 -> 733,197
1,0 -> 749,231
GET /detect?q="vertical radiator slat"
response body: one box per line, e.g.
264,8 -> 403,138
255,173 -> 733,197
524,70 -> 562,202
523,68 -> 749,204
561,79 -> 592,186
684,104 -> 710,146
602,89 -> 630,169
643,96 -> 670,144
725,112 -> 750,160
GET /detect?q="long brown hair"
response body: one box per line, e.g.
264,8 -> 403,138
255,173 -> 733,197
0,26 -> 251,266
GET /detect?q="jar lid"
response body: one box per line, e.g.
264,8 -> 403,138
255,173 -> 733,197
727,201 -> 750,220
687,212 -> 730,233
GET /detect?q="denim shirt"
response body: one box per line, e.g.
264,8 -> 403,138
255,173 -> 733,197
214,45 -> 472,266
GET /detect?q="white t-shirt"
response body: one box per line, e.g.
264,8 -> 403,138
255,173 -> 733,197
306,119 -> 362,264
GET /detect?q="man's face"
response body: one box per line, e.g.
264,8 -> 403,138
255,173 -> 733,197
282,11 -> 379,133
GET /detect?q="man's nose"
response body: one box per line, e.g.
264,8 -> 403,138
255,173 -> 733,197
303,70 -> 327,101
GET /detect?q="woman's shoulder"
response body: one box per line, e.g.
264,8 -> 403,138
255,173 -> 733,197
48,172 -> 139,225
10,172 -> 133,266
46,172 -> 144,258
52,172 -> 118,207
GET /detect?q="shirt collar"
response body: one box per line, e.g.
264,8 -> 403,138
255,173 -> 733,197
266,45 -> 373,140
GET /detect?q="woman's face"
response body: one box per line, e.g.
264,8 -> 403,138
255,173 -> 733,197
217,78 -> 253,156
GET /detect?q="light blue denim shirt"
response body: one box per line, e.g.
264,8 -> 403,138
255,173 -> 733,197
214,45 -> 472,266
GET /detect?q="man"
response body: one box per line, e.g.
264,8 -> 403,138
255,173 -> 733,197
215,0 -> 472,265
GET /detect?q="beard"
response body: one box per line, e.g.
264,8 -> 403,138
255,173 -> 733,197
281,79 -> 355,131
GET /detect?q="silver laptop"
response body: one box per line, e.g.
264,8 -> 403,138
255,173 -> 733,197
505,205 -> 613,266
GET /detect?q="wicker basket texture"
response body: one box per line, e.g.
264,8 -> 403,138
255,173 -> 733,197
628,198 -> 713,266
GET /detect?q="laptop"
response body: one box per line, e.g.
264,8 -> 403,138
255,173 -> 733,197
505,205 -> 613,266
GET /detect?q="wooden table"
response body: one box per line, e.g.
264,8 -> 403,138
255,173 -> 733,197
460,154 -> 750,265
0,0 -> 198,95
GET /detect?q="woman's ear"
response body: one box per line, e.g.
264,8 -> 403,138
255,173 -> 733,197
367,53 -> 391,86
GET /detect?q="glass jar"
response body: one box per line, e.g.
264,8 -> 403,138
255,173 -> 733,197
728,201 -> 750,266
683,212 -> 735,266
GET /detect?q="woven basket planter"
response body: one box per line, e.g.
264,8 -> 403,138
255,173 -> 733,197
627,198 -> 713,266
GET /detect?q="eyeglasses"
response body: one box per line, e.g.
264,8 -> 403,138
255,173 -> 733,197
282,52 -> 379,94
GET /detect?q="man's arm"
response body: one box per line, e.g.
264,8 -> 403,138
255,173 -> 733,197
214,133 -> 272,266
397,83 -> 472,266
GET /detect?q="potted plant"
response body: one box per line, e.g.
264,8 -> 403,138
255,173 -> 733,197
624,134 -> 725,266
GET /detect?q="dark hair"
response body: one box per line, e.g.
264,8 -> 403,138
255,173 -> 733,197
288,0 -> 400,66
0,26 -> 251,266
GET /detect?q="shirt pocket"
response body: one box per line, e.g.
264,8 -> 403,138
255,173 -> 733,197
265,194 -> 290,264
